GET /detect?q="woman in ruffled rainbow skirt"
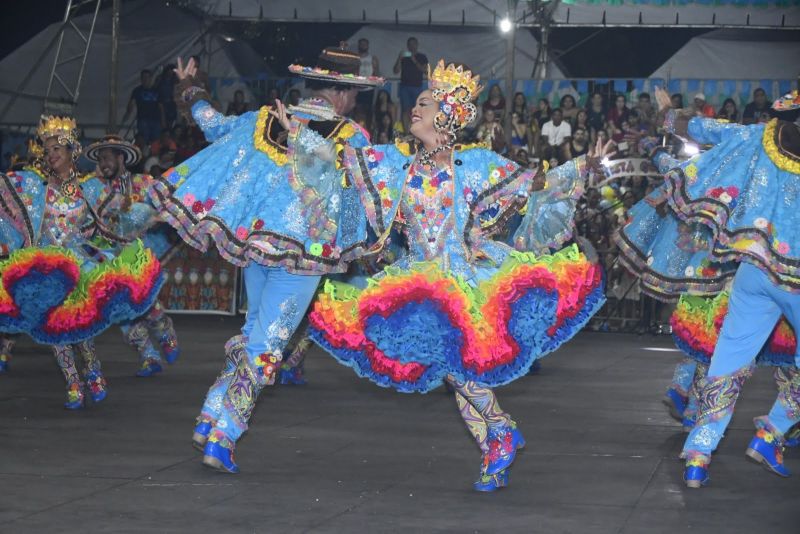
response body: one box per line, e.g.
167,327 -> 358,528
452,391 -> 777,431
293,61 -> 609,491
0,117 -> 163,408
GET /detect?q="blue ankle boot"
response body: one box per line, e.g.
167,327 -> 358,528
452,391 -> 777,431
64,382 -> 84,410
745,429 -> 790,477
202,431 -> 239,474
663,388 -> 687,422
474,469 -> 509,492
136,358 -> 163,377
85,370 -> 107,403
784,426 -> 800,448
278,364 -> 307,385
160,335 -> 180,364
683,461 -> 710,489
483,423 -> 526,476
192,419 -> 213,452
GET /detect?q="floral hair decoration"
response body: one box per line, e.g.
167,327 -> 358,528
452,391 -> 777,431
428,60 -> 484,137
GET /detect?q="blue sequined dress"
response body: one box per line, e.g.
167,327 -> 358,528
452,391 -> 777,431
82,172 -> 178,261
308,142 -> 606,393
0,168 -> 163,344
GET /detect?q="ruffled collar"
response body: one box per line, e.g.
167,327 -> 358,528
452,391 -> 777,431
762,119 -> 800,174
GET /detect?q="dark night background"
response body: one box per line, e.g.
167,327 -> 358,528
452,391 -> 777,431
0,0 -> 719,78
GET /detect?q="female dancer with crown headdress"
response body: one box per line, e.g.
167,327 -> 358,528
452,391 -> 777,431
0,117 -> 163,408
282,61 -> 610,491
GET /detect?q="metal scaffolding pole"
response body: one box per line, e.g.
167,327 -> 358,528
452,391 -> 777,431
108,0 -> 121,132
503,0 -> 517,147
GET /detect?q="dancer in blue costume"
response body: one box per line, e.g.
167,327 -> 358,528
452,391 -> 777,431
149,49 -> 384,473
306,61 -> 609,491
617,86 -> 800,488
82,135 -> 180,377
615,138 -> 737,427
0,117 -> 163,408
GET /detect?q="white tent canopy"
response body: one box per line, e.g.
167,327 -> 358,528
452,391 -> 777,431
189,0 -> 800,28
0,0 -> 268,136
344,25 -> 565,81
650,30 -> 800,79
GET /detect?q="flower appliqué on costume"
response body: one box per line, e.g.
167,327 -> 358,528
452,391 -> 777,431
752,217 -> 791,256
187,197 -> 215,218
705,185 -> 739,208
364,147 -> 384,170
684,163 -> 698,184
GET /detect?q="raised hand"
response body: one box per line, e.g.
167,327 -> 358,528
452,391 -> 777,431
174,57 -> 197,81
268,99 -> 291,130
586,138 -> 617,179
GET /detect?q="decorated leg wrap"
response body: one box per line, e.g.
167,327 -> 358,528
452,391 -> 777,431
147,303 -> 179,363
774,366 -> 800,422
279,325 -> 312,385
448,377 -> 522,476
53,344 -> 83,409
683,362 -> 709,428
695,365 -> 754,428
218,349 -> 282,439
0,334 -> 15,371
74,339 -> 106,402
198,334 -> 247,423
283,332 -> 311,370
122,320 -> 161,364
448,378 -> 512,431
683,364 -> 755,461
453,386 -> 489,453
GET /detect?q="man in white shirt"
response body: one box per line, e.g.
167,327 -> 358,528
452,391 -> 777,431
541,108 -> 571,162
356,38 -> 380,125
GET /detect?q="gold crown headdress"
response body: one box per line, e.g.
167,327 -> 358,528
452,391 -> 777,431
428,60 -> 484,135
27,138 -> 43,160
36,115 -> 81,160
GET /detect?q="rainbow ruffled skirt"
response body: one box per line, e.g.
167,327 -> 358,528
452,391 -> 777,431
671,292 -> 796,367
309,245 -> 605,393
0,240 -> 163,344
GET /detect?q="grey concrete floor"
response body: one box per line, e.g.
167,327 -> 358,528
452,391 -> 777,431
1,315 -> 799,533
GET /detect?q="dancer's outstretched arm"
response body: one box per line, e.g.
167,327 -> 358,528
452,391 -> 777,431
174,57 -> 255,142
654,86 -> 745,146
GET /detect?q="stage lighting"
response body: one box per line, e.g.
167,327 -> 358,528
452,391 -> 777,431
681,143 -> 699,157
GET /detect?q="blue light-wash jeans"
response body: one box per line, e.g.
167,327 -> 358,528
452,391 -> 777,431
199,264 -> 321,441
683,263 -> 800,462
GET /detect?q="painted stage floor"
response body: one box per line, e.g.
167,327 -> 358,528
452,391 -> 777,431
1,315 -> 798,533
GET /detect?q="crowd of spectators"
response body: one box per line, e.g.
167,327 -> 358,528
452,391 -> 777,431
465,85 -> 782,167
122,56 -> 212,176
